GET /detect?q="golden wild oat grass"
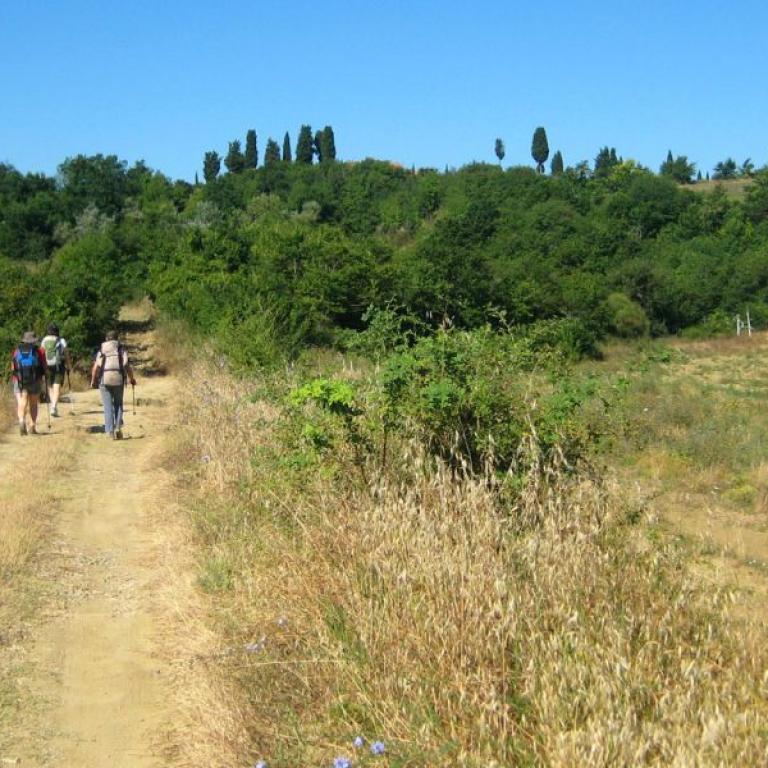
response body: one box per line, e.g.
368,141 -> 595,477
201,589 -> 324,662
0,423 -> 78,744
170,357 -> 768,767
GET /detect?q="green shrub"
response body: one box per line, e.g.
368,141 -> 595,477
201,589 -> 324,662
604,292 -> 650,337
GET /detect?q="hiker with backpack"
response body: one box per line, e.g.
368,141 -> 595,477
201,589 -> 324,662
10,330 -> 47,436
40,323 -> 71,417
90,331 -> 136,440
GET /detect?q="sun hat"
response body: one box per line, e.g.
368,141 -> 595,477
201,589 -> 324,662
21,330 -> 37,344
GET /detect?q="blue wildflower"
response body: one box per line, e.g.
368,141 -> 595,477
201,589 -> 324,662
254,761 -> 268,768
333,757 -> 352,768
370,741 -> 386,756
352,735 -> 365,748
245,636 -> 266,653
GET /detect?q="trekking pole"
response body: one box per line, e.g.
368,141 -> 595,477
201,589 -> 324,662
132,382 -> 136,416
45,379 -> 51,431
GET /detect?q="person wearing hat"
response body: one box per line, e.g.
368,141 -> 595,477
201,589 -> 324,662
90,330 -> 136,440
10,330 -> 48,436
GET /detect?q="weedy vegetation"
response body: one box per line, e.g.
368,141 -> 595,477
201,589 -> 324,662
162,318 -> 768,767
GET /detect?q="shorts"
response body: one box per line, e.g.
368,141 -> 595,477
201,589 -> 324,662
47,366 -> 66,386
17,381 -> 41,396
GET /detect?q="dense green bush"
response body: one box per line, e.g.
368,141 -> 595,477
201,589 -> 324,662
3,151 -> 768,363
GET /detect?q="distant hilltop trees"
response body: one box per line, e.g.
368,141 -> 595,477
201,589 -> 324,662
204,125 -> 337,180
491,128 -> 759,184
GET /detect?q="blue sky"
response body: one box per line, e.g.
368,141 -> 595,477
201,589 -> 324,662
1,0 -> 766,181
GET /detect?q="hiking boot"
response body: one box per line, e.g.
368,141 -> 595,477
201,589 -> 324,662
19,423 -> 27,436
51,406 -> 59,417
29,425 -> 37,435
115,429 -> 123,440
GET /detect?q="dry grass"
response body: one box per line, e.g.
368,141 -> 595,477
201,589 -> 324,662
686,178 -> 753,199
165,357 -> 768,766
0,388 -> 17,437
0,429 -> 78,747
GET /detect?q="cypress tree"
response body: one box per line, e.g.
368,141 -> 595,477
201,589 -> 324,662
550,150 -> 564,176
224,140 -> 245,173
282,131 -> 292,162
264,138 -> 281,167
203,151 -> 221,183
320,126 -> 336,162
313,129 -> 324,162
594,146 -> 619,178
296,125 -> 314,164
531,126 -> 549,174
245,129 -> 258,168
494,138 -> 505,164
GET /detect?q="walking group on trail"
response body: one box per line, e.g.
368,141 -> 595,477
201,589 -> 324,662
9,325 -> 136,439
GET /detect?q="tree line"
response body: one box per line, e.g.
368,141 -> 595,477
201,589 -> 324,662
1,130 -> 768,365
494,126 -> 761,184
203,125 -> 337,183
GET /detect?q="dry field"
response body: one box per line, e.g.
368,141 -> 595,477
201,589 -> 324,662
164,334 -> 768,766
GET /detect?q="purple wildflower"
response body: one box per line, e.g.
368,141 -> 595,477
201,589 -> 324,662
352,735 -> 365,749
370,741 -> 385,756
333,757 -> 352,768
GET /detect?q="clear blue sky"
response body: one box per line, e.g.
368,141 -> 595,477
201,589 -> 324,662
1,0 -> 766,181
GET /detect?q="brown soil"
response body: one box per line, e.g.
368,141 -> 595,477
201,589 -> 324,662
1,309 -> 179,767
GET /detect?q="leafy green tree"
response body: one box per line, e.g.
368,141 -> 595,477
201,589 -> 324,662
296,125 -> 314,164
659,151 -> 695,184
594,147 -> 619,178
203,151 -> 221,183
531,127 -> 549,174
58,154 -> 128,217
320,126 -> 337,162
282,131 -> 292,162
224,140 -> 245,174
244,130 -> 258,169
713,158 -> 738,180
494,138 -> 505,164
264,138 -> 281,167
740,158 -> 755,178
550,150 -> 564,176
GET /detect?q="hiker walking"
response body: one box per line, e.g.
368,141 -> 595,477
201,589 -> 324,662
90,331 -> 136,440
40,323 -> 71,417
10,330 -> 47,436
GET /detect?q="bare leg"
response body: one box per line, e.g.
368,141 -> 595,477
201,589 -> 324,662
17,390 -> 28,424
28,394 -> 39,430
51,382 -> 61,410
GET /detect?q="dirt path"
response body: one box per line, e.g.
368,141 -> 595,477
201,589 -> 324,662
1,315 -> 179,766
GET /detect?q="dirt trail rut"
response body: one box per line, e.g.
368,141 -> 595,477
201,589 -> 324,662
2,315 -> 178,766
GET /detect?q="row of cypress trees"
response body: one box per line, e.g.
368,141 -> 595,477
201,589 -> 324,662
203,125 -> 336,183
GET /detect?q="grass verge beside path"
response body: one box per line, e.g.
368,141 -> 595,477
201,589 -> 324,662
0,427 -> 79,754
165,347 -> 768,767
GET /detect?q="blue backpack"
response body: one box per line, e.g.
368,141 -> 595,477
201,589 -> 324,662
13,344 -> 42,390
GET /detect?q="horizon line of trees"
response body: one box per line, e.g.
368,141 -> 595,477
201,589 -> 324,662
493,127 -> 763,184
203,124 -> 337,183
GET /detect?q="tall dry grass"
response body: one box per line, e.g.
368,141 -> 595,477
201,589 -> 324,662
0,428 -> 79,749
167,359 -> 768,767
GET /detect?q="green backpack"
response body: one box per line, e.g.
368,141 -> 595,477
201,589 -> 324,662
41,335 -> 63,367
